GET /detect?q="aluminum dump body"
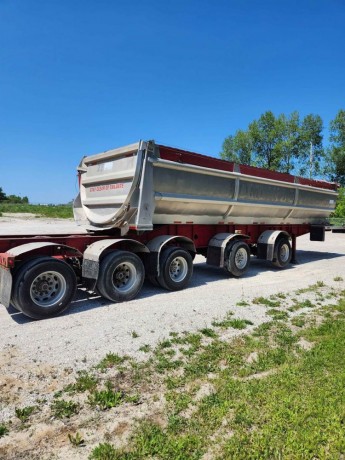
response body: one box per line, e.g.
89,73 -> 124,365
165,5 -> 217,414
73,140 -> 337,233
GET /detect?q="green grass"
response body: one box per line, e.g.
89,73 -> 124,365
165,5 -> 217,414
51,399 -> 80,419
15,406 -> 37,423
0,424 -> 9,437
89,443 -> 119,459
200,328 -> 218,338
89,294 -> 345,460
212,312 -> 253,330
291,315 -> 306,328
64,371 -> 98,393
215,318 -> 254,329
0,202 -> 73,218
88,388 -> 126,410
296,281 -> 325,294
288,298 -> 315,312
236,300 -> 249,306
252,296 -> 281,308
97,353 -> 127,370
266,308 -> 289,320
68,431 -> 85,447
3,284 -> 345,460
88,381 -> 140,410
139,344 -> 151,353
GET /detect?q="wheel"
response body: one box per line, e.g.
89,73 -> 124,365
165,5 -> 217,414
272,237 -> 291,268
11,257 -> 77,319
224,241 -> 250,277
157,247 -> 193,291
11,256 -> 50,311
96,251 -> 145,302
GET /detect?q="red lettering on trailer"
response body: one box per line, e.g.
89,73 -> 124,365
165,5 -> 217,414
89,184 -> 124,192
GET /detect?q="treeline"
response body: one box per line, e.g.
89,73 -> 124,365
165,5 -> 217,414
220,109 -> 345,186
0,187 -> 29,203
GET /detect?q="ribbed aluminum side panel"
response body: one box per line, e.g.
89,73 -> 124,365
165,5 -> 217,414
151,158 -> 336,225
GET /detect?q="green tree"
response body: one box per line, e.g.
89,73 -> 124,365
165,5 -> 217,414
220,111 -> 324,176
298,114 -> 324,177
248,111 -> 283,170
328,109 -> 345,186
6,195 -> 23,203
277,112 -> 300,174
332,187 -> 345,218
0,187 -> 6,201
220,130 -> 252,165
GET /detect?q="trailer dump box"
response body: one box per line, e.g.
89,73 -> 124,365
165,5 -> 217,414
0,140 -> 339,320
74,140 -> 337,232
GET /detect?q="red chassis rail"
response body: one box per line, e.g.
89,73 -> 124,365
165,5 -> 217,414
0,223 -> 312,269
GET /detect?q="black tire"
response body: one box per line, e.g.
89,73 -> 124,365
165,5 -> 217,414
157,247 -> 193,291
11,257 -> 77,319
272,237 -> 292,268
96,251 -> 145,302
224,241 -> 250,277
11,256 -> 50,311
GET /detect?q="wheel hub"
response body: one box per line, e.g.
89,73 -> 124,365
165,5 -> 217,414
280,244 -> 289,263
35,280 -> 50,292
235,248 -> 248,269
112,262 -> 137,292
169,257 -> 188,282
30,271 -> 67,308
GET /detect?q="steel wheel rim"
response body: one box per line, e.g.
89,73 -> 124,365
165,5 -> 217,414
112,262 -> 137,293
30,271 -> 67,308
235,247 -> 248,270
280,243 -> 290,263
169,256 -> 188,282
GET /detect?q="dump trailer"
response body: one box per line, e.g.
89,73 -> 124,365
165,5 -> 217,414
0,140 -> 338,319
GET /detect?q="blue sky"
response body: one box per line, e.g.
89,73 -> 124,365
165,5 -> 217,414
1,0 -> 344,203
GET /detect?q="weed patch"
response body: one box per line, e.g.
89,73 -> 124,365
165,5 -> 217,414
139,344 -> 151,353
252,296 -> 280,307
296,281 -> 325,294
15,406 -> 36,423
51,399 -> 80,419
68,431 -> 85,447
88,389 -> 125,410
89,443 -> 118,459
97,353 -> 127,370
0,424 -> 9,437
65,371 -> 98,393
266,308 -> 289,320
236,300 -> 249,306
200,328 -> 218,338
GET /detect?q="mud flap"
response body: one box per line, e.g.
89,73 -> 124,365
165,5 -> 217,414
0,267 -> 12,309
82,259 -> 99,291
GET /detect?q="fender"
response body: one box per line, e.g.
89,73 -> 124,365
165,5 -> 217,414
0,242 -> 82,309
257,230 -> 291,261
146,235 -> 196,276
207,233 -> 250,267
82,238 -> 149,289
